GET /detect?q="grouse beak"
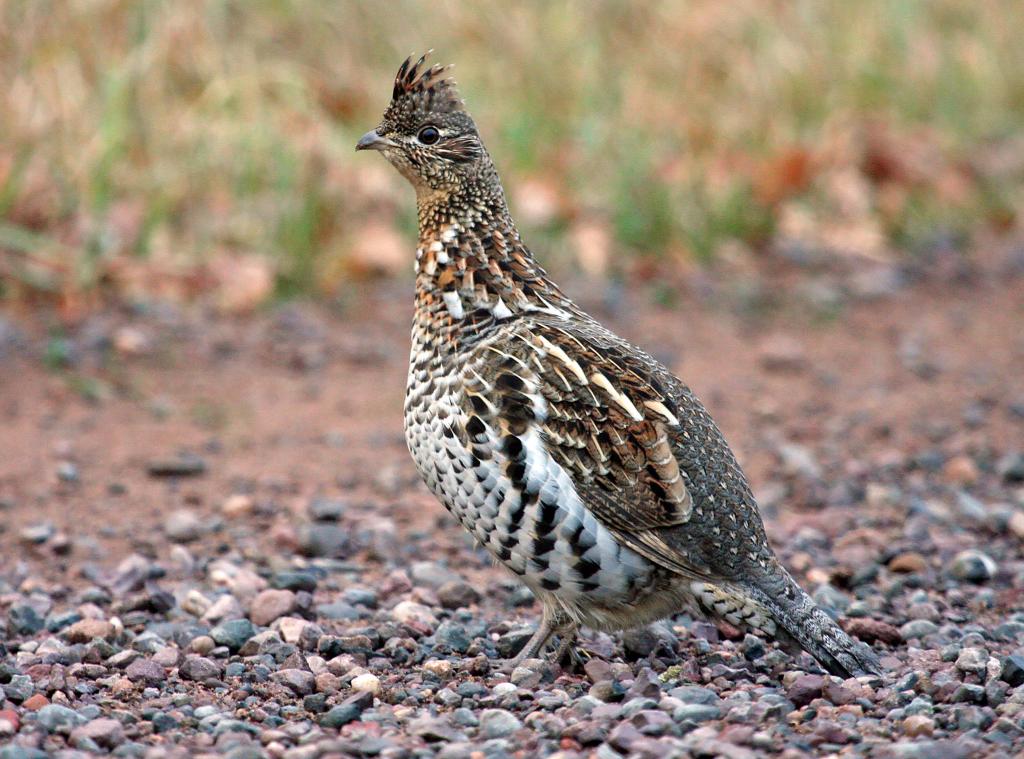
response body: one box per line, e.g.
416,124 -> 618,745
355,130 -> 395,152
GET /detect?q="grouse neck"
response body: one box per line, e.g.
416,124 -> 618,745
412,189 -> 576,340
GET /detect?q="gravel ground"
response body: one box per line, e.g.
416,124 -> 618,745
2,254 -> 1024,757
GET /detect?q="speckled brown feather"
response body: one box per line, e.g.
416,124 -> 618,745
361,52 -> 883,678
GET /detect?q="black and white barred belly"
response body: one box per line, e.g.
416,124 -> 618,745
403,331 -> 660,630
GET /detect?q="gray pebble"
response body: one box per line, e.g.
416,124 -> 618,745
299,523 -> 350,558
147,454 -> 206,478
478,709 -> 522,738
900,619 -> 939,640
271,570 -> 319,592
126,657 -> 165,684
19,523 -> 55,545
178,655 -> 222,682
163,509 -> 204,542
669,686 -> 721,705
955,646 -> 988,676
948,550 -> 997,583
1001,654 -> 1024,686
36,704 -> 88,732
437,581 -> 481,609
308,497 -> 347,522
7,604 -> 44,635
411,561 -> 462,590
210,618 -> 256,651
0,748 -> 50,759
271,668 -> 315,696
70,717 -> 125,749
997,451 -> 1024,483
3,675 -> 33,702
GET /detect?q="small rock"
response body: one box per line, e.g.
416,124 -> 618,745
1007,511 -> 1024,540
146,453 -> 206,477
0,709 -> 20,735
942,455 -> 979,486
298,523 -> 349,558
126,658 -> 165,685
902,714 -> 934,738
627,668 -> 663,700
152,647 -> 182,668
278,616 -> 316,644
632,709 -> 673,736
350,673 -> 381,696
320,691 -> 374,729
164,509 -> 204,543
36,703 -> 88,732
65,618 -> 116,643
271,570 -> 318,592
71,718 -> 124,749
996,451 -> 1024,483
409,715 -> 462,742
478,709 -> 522,738
188,635 -> 216,654
741,633 -> 766,661
423,659 -> 453,678
56,462 -> 79,483
433,621 -> 472,653
437,581 -> 481,609
221,494 -> 255,518
19,523 -> 55,545
510,666 -> 542,688
758,333 -> 807,372
249,589 -> 299,622
670,686 -> 720,705
584,658 -> 614,684
7,604 -> 45,635
492,682 -> 517,697
316,671 -> 342,693
673,704 -> 722,724
308,497 -> 347,522
622,627 -> 659,659
607,721 -> 643,753
950,683 -> 986,704
590,680 -> 626,702
271,668 -> 315,696
900,619 -> 939,640
3,675 -> 33,702
410,561 -> 461,589
777,443 -> 821,479
390,600 -> 438,630
113,326 -> 150,356
179,655 -> 222,682
1001,654 -> 1024,687
889,552 -> 928,573
822,680 -> 856,705
210,618 -> 256,651
21,694 -> 49,711
955,647 -> 989,676
845,618 -> 902,645
787,674 -> 825,707
181,589 -> 213,617
202,594 -> 245,623
948,549 -> 997,583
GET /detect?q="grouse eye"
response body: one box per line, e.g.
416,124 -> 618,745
417,126 -> 440,145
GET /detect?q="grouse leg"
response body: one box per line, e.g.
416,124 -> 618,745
550,626 -> 589,670
506,607 -> 573,670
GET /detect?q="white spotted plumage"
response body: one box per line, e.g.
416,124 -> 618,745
372,51 -> 881,676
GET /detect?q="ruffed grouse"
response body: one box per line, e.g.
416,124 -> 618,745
356,53 -> 881,677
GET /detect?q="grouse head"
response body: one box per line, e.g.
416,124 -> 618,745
356,52 -> 492,199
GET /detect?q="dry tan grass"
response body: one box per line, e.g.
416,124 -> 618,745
2,0 -> 1023,311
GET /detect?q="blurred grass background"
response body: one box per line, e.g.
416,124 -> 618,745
2,0 -> 1023,314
